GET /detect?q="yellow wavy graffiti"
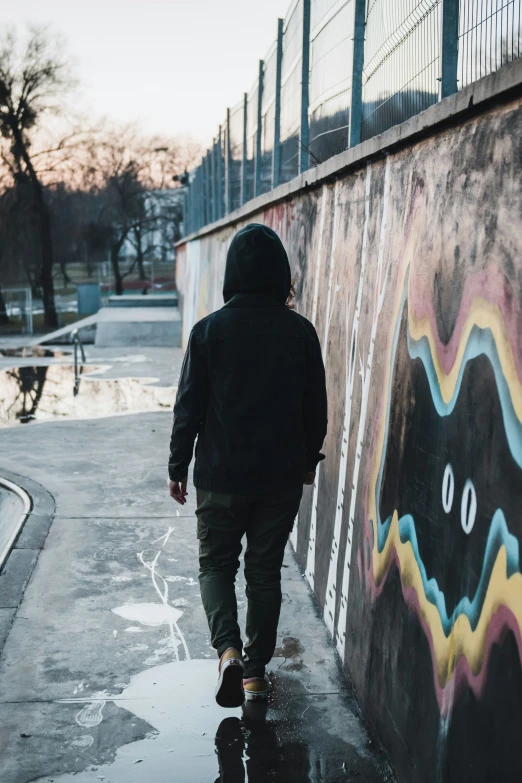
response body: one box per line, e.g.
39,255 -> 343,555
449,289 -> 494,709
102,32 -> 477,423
408,295 -> 522,421
373,512 -> 522,688
368,273 -> 522,689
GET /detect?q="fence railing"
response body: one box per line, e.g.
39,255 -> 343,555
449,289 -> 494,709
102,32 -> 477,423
184,0 -> 522,235
1,288 -> 33,335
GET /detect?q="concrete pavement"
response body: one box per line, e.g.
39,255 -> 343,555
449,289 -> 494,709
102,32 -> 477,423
0,346 -> 391,783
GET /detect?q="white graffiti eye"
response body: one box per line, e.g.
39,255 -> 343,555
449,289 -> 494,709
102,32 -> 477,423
461,479 -> 477,534
442,464 -> 455,513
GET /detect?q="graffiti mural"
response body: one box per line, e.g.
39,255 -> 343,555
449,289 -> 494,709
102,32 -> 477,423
176,89 -> 522,783
369,264 -> 522,703
361,257 -> 522,778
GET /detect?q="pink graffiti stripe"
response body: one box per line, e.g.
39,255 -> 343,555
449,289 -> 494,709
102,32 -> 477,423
409,265 -> 522,382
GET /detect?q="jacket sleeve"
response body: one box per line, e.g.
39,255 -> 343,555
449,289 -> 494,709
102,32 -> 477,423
168,328 -> 209,481
303,326 -> 328,471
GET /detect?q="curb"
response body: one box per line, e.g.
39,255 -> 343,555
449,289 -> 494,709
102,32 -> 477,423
0,469 -> 55,655
0,476 -> 32,568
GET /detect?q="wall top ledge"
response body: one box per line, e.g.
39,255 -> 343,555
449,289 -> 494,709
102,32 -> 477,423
177,56 -> 522,248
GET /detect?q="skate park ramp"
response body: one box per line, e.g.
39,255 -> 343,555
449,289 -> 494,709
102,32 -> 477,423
94,305 -> 181,347
32,299 -> 182,348
0,477 -> 31,568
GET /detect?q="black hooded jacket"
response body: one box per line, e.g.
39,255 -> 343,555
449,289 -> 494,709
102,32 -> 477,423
168,223 -> 327,493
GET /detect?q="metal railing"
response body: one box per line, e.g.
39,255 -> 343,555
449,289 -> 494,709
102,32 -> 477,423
71,329 -> 86,397
184,0 -> 522,235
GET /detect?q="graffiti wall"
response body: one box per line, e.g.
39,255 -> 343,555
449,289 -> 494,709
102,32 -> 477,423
176,93 -> 522,782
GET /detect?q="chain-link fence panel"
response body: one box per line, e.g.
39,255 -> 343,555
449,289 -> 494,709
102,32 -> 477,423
280,0 -> 304,184
309,0 -> 355,164
459,0 -> 521,88
184,0 -> 522,235
244,78 -> 259,203
260,41 -> 278,194
361,0 -> 442,142
228,99 -> 244,212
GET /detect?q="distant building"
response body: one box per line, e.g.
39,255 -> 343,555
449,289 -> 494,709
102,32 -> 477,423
120,188 -> 185,283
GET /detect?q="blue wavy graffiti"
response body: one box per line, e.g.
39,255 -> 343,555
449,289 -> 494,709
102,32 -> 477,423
408,327 -> 522,469
373,276 -> 521,634
377,509 -> 519,635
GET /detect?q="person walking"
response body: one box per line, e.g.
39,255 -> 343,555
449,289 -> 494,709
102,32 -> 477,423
168,223 -> 327,708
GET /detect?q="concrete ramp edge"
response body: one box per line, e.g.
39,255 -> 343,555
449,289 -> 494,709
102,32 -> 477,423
0,477 -> 32,568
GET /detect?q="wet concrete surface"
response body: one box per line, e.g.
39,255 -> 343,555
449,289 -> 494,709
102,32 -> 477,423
0,345 -> 391,783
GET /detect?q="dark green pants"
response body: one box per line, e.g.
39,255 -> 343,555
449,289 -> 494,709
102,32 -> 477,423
196,487 -> 303,678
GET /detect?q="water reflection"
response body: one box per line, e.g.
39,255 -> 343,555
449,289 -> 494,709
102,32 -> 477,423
4,365 -> 49,423
0,346 -> 59,359
30,660 -> 379,783
215,709 -> 311,783
0,364 -> 174,426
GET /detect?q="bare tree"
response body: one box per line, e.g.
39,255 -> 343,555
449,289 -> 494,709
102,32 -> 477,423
0,180 -> 40,322
0,31 -> 200,309
85,128 -> 196,295
0,26 -> 72,328
129,190 -> 183,285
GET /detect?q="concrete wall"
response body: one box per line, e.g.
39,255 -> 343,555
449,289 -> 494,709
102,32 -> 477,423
176,63 -> 522,783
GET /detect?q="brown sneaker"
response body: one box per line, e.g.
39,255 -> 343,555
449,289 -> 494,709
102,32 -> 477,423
215,648 -> 244,708
243,675 -> 270,701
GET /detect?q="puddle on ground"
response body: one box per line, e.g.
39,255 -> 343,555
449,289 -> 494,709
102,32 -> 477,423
0,364 -> 174,426
0,347 -> 64,359
32,660 -> 382,783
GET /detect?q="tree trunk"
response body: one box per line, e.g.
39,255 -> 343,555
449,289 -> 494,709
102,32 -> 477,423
59,258 -> 71,287
12,125 -> 58,329
134,227 -> 147,281
110,242 -> 124,295
0,288 -> 10,325
137,248 -> 146,281
39,204 -> 59,328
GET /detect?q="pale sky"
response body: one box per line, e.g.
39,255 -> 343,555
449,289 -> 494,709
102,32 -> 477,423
0,0 -> 290,145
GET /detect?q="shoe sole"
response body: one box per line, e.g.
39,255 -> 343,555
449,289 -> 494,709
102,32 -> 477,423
215,660 -> 244,708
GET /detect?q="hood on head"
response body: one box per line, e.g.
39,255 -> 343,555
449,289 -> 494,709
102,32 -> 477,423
223,223 -> 291,304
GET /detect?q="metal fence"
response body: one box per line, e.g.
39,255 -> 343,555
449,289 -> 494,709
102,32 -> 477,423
309,0 -> 355,162
361,0 -> 442,141
458,0 -> 522,87
184,0 -> 522,234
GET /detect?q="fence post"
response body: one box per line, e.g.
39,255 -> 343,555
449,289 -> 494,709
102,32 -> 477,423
201,154 -> 206,226
241,93 -> 248,204
210,137 -> 216,222
189,176 -> 194,232
191,171 -> 196,231
272,18 -> 284,189
198,168 -> 204,231
300,0 -> 311,173
217,124 -> 224,219
255,59 -> 264,197
441,0 -> 459,98
349,0 -> 366,148
192,170 -> 197,231
208,151 -> 214,223
226,108 -> 232,214
188,181 -> 193,234
203,152 -> 210,226
194,169 -> 200,231
184,184 -> 190,235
